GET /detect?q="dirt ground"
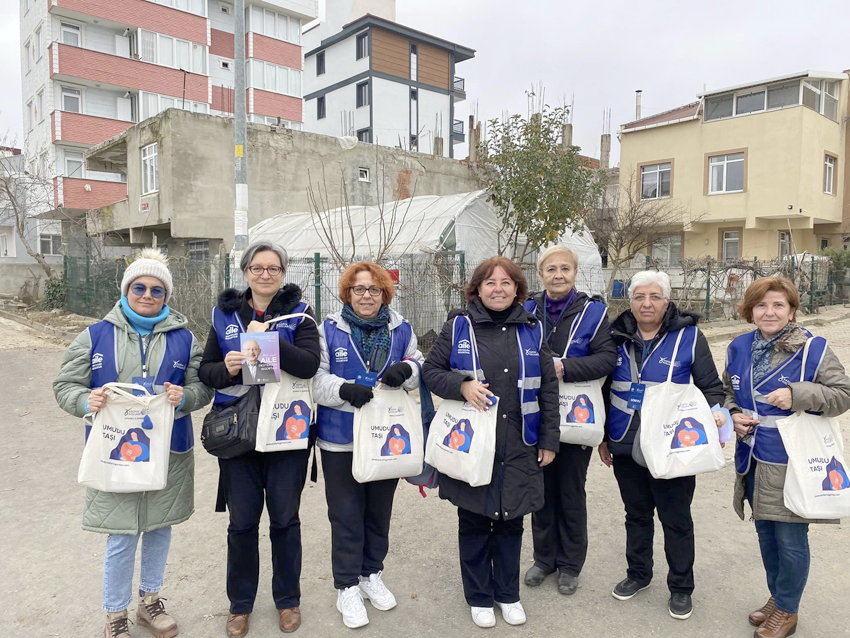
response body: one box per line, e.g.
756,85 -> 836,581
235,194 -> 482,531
1,315 -> 848,638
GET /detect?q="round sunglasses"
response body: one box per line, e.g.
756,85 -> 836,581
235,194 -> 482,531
130,283 -> 166,299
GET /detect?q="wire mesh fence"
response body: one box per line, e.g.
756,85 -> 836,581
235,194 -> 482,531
63,251 -> 844,349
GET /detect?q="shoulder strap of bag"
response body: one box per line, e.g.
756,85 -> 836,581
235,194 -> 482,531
463,315 -> 482,382
563,303 -> 592,358
103,382 -> 152,402
799,337 -> 814,383
265,312 -> 319,328
666,327 -> 688,384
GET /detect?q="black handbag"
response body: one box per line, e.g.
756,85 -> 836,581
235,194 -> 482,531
201,385 -> 261,459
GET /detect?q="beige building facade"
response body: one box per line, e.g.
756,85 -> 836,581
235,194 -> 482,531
619,70 -> 849,265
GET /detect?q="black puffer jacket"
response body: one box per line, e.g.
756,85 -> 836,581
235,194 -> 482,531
603,303 -> 725,457
198,284 -> 321,389
526,290 -> 617,382
422,299 -> 560,521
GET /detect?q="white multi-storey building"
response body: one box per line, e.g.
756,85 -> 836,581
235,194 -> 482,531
302,0 -> 474,158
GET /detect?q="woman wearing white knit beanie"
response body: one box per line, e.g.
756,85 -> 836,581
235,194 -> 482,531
54,247 -> 213,638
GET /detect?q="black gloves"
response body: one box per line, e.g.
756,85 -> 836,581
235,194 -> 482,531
339,383 -> 374,408
381,362 -> 413,388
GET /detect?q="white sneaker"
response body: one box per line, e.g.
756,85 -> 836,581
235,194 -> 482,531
358,571 -> 397,611
470,606 -> 496,628
495,601 -> 526,626
336,585 -> 369,629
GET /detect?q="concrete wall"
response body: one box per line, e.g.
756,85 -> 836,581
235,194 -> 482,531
619,89 -> 848,261
90,108 -> 481,250
0,263 -> 50,296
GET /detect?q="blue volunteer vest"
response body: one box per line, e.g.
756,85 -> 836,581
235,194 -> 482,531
448,315 -> 544,446
316,317 -> 413,444
607,325 -> 697,442
88,320 -> 194,452
727,330 -> 826,474
211,301 -> 310,405
525,298 -> 607,357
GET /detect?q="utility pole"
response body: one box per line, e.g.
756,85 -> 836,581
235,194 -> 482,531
232,0 -> 248,286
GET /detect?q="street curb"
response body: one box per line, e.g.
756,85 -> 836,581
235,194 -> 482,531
0,308 -> 79,341
703,308 -> 850,344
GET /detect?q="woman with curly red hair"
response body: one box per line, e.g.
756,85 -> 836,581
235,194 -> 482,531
312,260 -> 424,629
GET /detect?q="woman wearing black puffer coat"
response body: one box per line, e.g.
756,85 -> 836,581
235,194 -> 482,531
423,256 -> 560,629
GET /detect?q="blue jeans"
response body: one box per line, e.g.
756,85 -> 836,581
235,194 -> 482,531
102,527 -> 172,612
746,464 -> 810,613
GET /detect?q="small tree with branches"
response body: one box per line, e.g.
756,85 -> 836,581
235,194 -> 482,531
475,92 -> 604,263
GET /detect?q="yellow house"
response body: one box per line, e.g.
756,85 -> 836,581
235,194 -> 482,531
619,70 -> 849,265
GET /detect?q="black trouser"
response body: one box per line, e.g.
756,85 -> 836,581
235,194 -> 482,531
219,449 -> 309,614
321,449 -> 398,590
531,442 -> 592,576
457,508 -> 524,608
612,454 -> 696,594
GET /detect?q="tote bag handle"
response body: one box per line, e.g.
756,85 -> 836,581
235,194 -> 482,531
798,337 -> 814,383
461,314 -> 484,383
265,312 -> 319,329
665,328 -> 688,384
562,304 -> 591,358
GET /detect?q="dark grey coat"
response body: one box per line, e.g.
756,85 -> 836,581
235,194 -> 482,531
422,299 -> 560,520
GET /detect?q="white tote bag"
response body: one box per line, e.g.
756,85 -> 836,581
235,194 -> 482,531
425,317 -> 498,488
778,339 -> 850,519
639,329 -> 725,479
255,312 -> 318,452
352,384 -> 425,483
78,383 -> 175,493
558,305 -> 606,446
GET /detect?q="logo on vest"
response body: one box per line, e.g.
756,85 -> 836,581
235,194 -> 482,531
778,375 -> 790,385
570,337 -> 585,346
458,339 -> 471,355
659,357 -> 683,368
617,355 -> 623,366
525,348 -> 538,356
173,360 -> 186,370
731,374 -> 741,390
334,347 -> 348,363
92,352 -> 104,371
225,324 -> 240,340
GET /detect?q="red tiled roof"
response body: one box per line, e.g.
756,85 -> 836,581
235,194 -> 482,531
578,155 -> 600,169
622,101 -> 700,131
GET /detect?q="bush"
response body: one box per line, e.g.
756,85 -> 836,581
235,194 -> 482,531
43,277 -> 66,310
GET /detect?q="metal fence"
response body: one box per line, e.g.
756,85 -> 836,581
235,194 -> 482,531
64,252 -> 844,350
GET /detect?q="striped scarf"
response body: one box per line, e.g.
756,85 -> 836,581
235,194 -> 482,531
342,303 -> 392,372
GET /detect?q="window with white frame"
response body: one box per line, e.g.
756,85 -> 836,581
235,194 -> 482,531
358,167 -> 370,182
802,79 -> 839,122
640,162 -> 671,199
142,143 -> 158,195
317,96 -> 326,120
779,231 -> 791,259
316,51 -> 325,76
356,32 -> 368,60
65,150 -> 84,178
188,239 -> 209,260
722,230 -> 740,262
39,234 -> 62,256
248,5 -> 300,44
36,90 -> 44,122
61,22 -> 81,47
0,232 -> 11,257
34,27 -> 42,60
651,234 -> 682,267
23,40 -> 31,73
220,59 -> 232,70
39,152 -> 48,178
735,89 -> 765,116
145,0 -> 206,17
704,77 -> 841,123
767,81 -> 799,109
218,2 -> 232,15
250,60 -> 301,97
825,155 -> 836,195
61,86 -> 82,113
704,94 -> 733,121
138,29 -> 207,74
26,101 -> 34,131
709,152 -> 745,194
356,82 -> 369,108
139,91 -> 209,120
410,44 -> 418,81
357,128 -> 371,143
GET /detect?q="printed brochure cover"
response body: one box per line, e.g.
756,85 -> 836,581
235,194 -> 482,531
240,332 -> 280,385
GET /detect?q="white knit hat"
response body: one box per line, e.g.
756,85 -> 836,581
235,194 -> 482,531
121,248 -> 174,303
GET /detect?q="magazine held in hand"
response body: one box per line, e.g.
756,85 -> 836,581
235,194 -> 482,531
240,332 -> 280,385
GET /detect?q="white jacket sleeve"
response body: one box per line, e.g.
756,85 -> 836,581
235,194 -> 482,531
312,321 -> 347,407
401,328 -> 425,392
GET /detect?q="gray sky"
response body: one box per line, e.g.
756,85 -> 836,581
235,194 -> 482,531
3,0 -> 848,163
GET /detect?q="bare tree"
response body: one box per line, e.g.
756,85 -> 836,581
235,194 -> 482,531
589,171 -> 702,295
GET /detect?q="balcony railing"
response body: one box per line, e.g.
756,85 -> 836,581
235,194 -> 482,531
453,76 -> 465,92
55,176 -> 128,210
452,119 -> 464,136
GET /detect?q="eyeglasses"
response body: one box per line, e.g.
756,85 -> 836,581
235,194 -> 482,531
351,285 -> 382,297
130,283 -> 166,299
632,294 -> 666,303
247,265 -> 283,276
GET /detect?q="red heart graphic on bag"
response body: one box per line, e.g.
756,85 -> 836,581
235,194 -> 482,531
389,437 -> 405,455
121,442 -> 142,461
450,430 -> 465,450
574,406 -> 590,423
678,430 -> 696,447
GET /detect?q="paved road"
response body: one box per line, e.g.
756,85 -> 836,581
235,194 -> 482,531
1,315 -> 848,638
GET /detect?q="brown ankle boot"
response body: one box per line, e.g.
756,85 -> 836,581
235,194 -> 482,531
136,592 -> 178,638
749,597 -> 776,626
104,610 -> 131,638
226,614 -> 250,637
754,609 -> 798,638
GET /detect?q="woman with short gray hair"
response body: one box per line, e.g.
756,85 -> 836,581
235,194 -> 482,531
600,270 -> 724,621
199,241 -> 321,636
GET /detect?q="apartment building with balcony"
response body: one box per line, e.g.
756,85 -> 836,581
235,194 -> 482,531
302,0 -> 474,158
619,70 -> 850,266
19,0 -> 316,230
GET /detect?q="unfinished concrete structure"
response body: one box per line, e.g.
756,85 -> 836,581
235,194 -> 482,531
84,108 -> 482,256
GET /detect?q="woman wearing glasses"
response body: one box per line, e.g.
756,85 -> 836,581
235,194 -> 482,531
312,261 -> 424,629
54,249 -> 213,638
199,242 -> 321,636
